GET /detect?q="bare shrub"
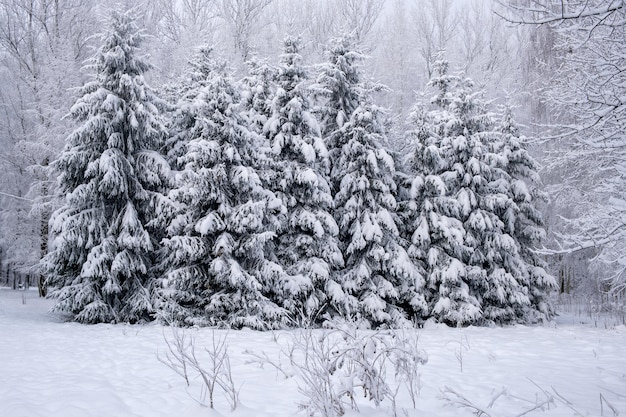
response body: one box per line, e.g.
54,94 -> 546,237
158,328 -> 239,411
439,380 -> 620,417
246,320 -> 427,417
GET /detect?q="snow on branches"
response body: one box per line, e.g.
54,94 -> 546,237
45,16 -> 554,328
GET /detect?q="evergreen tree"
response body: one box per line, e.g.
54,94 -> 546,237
494,107 -> 556,321
404,59 -> 555,325
43,10 -> 169,323
444,85 -> 531,324
160,50 -> 288,329
163,46 -> 216,170
402,99 -> 481,326
264,38 -> 343,325
318,38 -> 425,327
316,37 -> 363,192
240,59 -> 278,136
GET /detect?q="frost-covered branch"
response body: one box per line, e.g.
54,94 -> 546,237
441,382 -> 555,417
440,385 -> 493,417
158,328 -> 239,411
495,1 -> 624,26
0,190 -> 33,202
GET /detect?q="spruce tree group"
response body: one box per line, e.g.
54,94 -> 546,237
44,11 -> 555,328
401,59 -> 556,325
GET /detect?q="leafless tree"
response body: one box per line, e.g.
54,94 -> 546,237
336,0 -> 384,46
411,0 -> 459,78
219,0 -> 272,63
496,0 -> 626,298
0,0 -> 96,294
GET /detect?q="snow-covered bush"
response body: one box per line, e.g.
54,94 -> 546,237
247,320 -> 427,417
293,323 -> 426,416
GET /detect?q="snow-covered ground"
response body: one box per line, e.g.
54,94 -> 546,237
1,287 -> 625,417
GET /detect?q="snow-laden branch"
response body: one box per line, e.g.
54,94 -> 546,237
0,190 -> 33,202
495,1 -> 624,26
538,222 -> 626,255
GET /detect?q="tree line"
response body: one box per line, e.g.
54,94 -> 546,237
41,9 -> 555,328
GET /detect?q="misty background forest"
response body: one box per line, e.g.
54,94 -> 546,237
0,0 -> 624,327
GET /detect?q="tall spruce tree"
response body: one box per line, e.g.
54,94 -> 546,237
159,49 -> 288,329
494,107 -> 556,321
318,38 -> 426,327
404,59 -> 555,325
402,98 -> 481,326
240,59 -> 277,137
43,10 -> 169,323
263,38 -> 343,325
316,37 -> 363,192
162,46 -> 216,170
442,81 -> 532,325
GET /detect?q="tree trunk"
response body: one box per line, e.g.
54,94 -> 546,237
38,157 -> 49,298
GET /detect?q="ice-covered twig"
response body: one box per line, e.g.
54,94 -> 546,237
486,387 -> 507,409
243,349 -> 293,379
440,385 -> 493,417
158,328 -> 239,411
551,386 -> 585,417
157,328 -> 191,386
599,393 -> 619,417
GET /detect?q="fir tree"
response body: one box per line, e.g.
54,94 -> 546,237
315,37 -> 363,191
160,50 -> 288,329
335,102 -> 426,327
404,59 -> 555,325
318,38 -> 425,327
163,46 -> 216,170
402,100 -> 481,326
240,59 -> 278,136
442,82 -> 531,325
43,9 -> 169,323
263,38 -> 343,325
494,107 -> 556,321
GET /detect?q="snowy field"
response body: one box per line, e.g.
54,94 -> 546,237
1,288 -> 625,417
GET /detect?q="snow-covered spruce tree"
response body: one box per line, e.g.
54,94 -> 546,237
315,37 -> 363,193
162,46 -> 216,170
263,38 -> 343,325
402,99 -> 481,326
42,9 -> 169,324
447,91 -> 532,325
404,59 -> 555,325
154,47 -> 228,243
159,49 -> 288,329
240,59 -> 278,136
494,107 -> 556,321
317,38 -> 426,327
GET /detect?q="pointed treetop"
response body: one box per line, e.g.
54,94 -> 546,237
95,8 -> 151,79
186,45 -> 217,83
498,104 -> 521,137
277,36 -> 306,89
429,52 -> 457,109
